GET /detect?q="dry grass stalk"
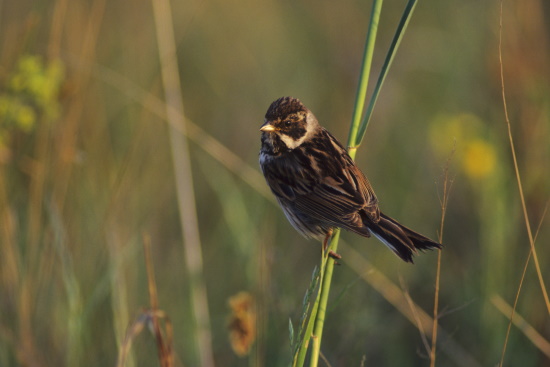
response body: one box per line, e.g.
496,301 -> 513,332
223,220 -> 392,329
497,0 -> 550,315
498,202 -> 548,366
491,294 -> 550,359
116,235 -> 174,367
344,243 -> 482,367
150,0 -> 215,364
430,145 -> 455,367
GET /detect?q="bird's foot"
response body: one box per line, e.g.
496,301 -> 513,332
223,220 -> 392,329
328,250 -> 342,261
322,229 -> 334,252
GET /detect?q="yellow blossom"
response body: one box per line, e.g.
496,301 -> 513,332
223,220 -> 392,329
462,139 -> 497,179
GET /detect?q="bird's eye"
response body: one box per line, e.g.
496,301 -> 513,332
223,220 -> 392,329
284,120 -> 292,127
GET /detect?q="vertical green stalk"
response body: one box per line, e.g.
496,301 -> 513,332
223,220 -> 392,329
293,260 -> 326,366
308,1 -> 384,364
308,231 -> 341,367
347,0 -> 384,153
354,0 -> 419,148
304,0 -> 420,365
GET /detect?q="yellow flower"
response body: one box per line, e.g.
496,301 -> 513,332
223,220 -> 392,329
430,113 -> 485,158
462,139 -> 496,180
430,113 -> 499,181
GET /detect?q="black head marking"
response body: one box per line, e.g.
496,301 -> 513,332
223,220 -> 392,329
265,97 -> 307,120
261,97 -> 321,153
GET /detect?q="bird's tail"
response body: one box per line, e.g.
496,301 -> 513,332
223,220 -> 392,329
367,213 -> 442,263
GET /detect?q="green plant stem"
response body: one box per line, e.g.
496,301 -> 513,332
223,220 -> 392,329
309,230 -> 341,367
309,336 -> 321,367
353,0 -> 419,149
306,2 -> 384,365
305,0 -> 423,365
294,264 -> 324,367
347,0 -> 384,151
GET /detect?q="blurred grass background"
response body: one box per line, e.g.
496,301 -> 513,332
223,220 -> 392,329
0,0 -> 549,366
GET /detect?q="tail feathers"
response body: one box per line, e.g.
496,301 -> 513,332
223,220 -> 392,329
368,213 -> 442,263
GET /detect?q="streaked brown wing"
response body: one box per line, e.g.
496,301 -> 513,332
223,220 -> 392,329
261,127 -> 380,232
344,163 -> 380,221
292,160 -> 380,233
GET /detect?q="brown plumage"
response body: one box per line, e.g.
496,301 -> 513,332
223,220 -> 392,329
259,96 -> 441,263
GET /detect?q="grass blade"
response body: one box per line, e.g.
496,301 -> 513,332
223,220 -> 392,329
353,0 -> 419,149
497,0 -> 550,314
293,263 -> 324,367
151,0 -> 215,365
347,0 -> 384,152
492,294 -> 550,359
305,0 -> 423,365
431,147 -> 455,367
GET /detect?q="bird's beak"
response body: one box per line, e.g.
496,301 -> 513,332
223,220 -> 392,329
260,122 -> 276,132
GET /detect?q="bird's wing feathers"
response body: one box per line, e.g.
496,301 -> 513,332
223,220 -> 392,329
262,129 -> 380,232
293,160 -> 380,232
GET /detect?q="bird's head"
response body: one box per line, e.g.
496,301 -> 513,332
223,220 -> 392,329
260,97 -> 320,151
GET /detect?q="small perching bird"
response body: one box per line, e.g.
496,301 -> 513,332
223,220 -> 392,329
259,96 -> 441,263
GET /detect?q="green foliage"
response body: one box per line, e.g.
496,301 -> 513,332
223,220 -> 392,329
292,264 -> 322,366
0,54 -> 64,148
294,2 -> 422,365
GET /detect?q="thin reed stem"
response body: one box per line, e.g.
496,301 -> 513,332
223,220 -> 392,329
305,0 -> 426,364
492,295 -> 550,359
498,0 -> 550,314
498,202 -> 548,366
430,148 -> 454,367
352,0 -> 419,149
293,263 -> 324,366
307,1 -> 384,363
151,0 -> 215,365
144,234 -> 174,367
347,0 -> 384,152
343,243 -> 482,367
79,60 -> 274,202
309,230 -> 341,367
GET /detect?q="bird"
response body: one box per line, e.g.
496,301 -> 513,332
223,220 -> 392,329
259,96 -> 441,263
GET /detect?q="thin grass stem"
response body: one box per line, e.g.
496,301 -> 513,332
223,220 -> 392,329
294,260 -> 325,366
343,243 -> 482,367
353,0 -> 418,149
498,202 -> 548,366
305,1 -> 426,364
347,0 -> 384,153
73,60 -> 274,202
309,230 -> 340,367
144,234 -> 174,367
492,294 -> 550,359
306,0 -> 384,362
430,147 -> 455,367
151,0 -> 215,365
498,0 -> 550,314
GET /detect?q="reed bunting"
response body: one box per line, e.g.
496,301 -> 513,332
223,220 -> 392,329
259,96 -> 441,263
